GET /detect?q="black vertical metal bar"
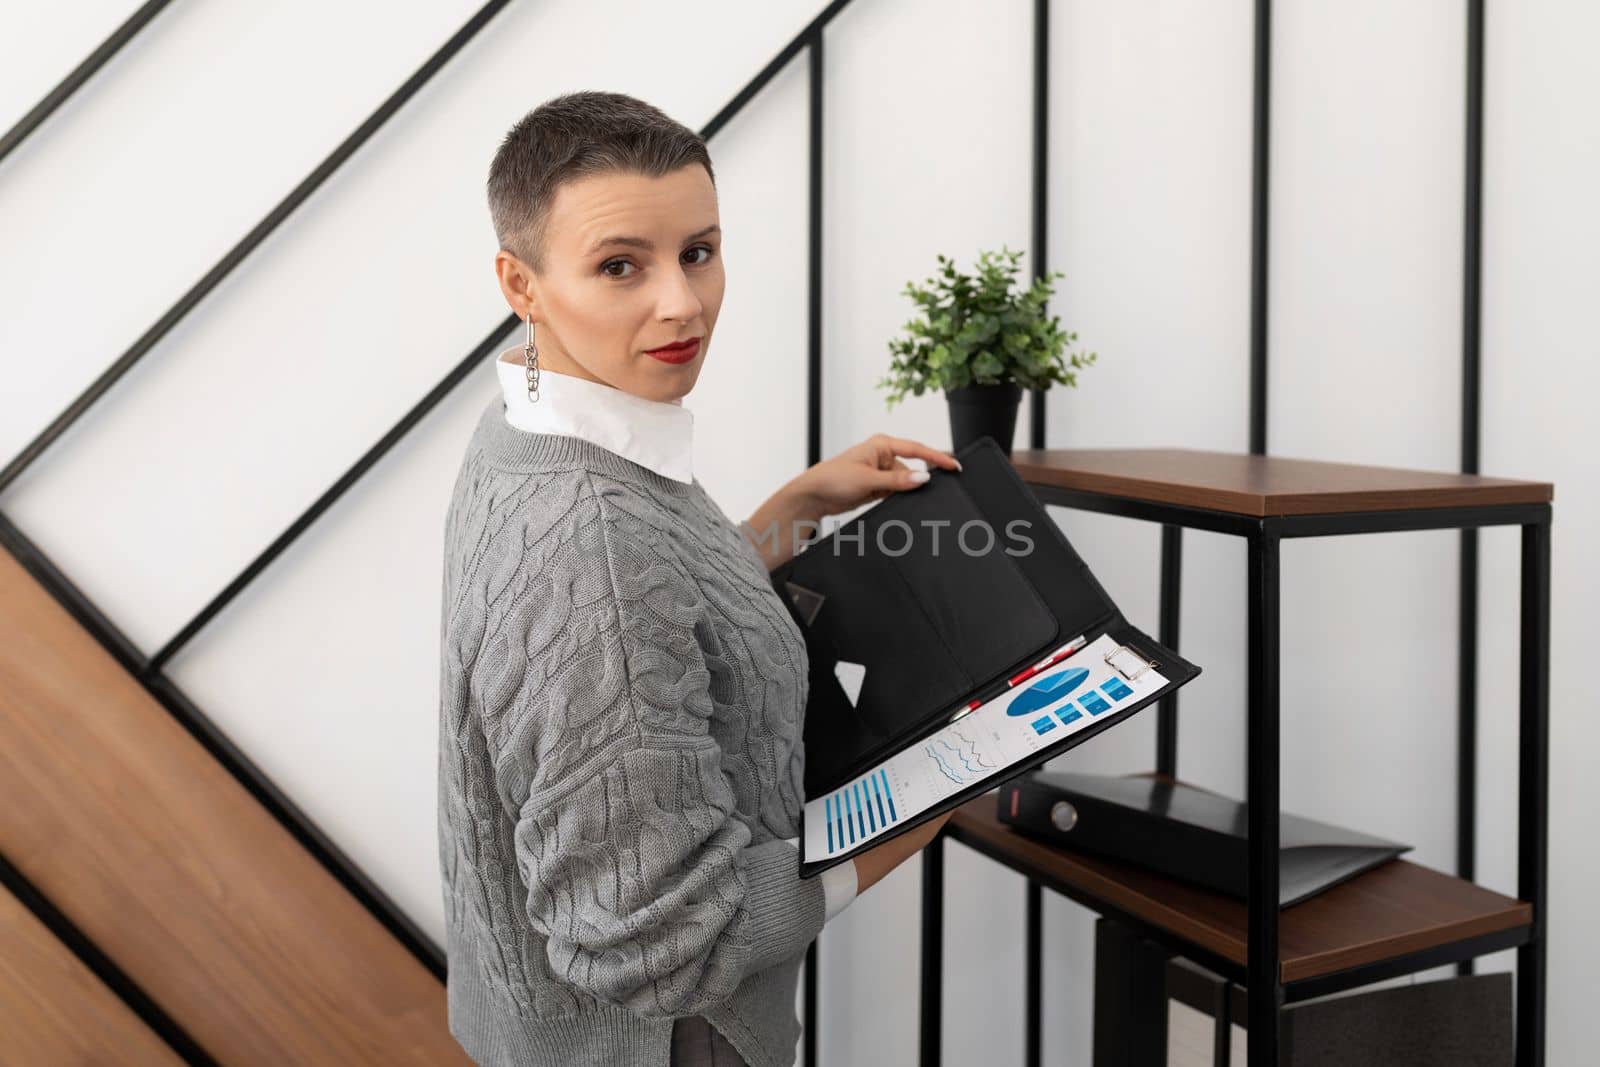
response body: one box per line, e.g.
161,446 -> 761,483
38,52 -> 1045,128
1157,524 -> 1182,776
802,31 -> 824,1067
806,31 -> 825,469
0,0 -> 517,495
1092,918 -> 1168,1067
1028,0 -> 1050,448
1024,39 -> 1051,1067
0,0 -> 175,169
920,833 -> 944,1067
1460,0 -> 1485,483
1456,0 -> 1486,979
806,940 -> 819,1067
1515,516 -> 1550,1067
1025,880 -> 1042,1067
1025,10 -> 1051,1044
1247,0 -> 1272,456
1213,979 -> 1233,1067
1245,520 -> 1281,1066
1456,523 -> 1479,953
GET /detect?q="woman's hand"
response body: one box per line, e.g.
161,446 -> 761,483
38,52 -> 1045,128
850,807 -> 956,894
742,434 -> 963,572
789,433 -> 963,517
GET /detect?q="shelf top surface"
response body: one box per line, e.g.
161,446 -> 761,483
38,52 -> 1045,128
947,790 -> 1531,985
1007,447 -> 1552,517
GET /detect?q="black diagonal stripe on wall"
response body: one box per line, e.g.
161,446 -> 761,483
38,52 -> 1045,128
0,0 -> 517,495
0,0 -> 174,169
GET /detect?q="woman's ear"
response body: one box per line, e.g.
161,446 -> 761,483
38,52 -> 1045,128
493,249 -> 540,322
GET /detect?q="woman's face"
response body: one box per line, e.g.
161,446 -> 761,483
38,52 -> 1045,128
495,164 -> 724,404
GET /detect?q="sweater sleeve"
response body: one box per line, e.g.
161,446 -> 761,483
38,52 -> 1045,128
782,837 -> 858,922
486,477 -> 826,1019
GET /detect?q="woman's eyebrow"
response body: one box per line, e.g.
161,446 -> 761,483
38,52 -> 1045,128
584,223 -> 720,256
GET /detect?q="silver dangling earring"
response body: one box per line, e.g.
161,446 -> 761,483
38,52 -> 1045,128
523,314 -> 540,403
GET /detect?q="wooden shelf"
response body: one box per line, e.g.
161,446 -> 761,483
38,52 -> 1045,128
944,790 -> 1532,986
1007,447 -> 1552,517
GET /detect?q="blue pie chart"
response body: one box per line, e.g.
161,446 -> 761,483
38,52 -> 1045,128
1006,667 -> 1090,717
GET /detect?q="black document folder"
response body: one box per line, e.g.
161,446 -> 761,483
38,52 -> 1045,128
768,435 -> 1202,877
999,771 -> 1413,907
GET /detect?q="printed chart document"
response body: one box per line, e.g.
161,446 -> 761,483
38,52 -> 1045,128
802,632 -> 1169,863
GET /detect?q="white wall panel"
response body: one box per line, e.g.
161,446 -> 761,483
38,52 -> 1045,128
1475,0 -> 1600,1052
819,3 -> 1033,1065
165,360 -> 501,929
820,0 -> 1034,463
1267,0 -> 1465,906
687,49 -> 811,524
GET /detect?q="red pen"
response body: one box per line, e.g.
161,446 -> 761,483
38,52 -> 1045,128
1006,633 -> 1089,687
948,633 -> 1090,723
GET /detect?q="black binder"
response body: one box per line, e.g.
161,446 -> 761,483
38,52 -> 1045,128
999,771 -> 1412,907
768,435 -> 1202,877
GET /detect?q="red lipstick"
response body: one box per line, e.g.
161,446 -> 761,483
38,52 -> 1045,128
644,337 -> 701,364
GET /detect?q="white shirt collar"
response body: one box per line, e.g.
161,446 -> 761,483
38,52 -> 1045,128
494,346 -> 695,484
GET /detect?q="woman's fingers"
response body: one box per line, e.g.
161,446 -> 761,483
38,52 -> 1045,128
871,463 -> 929,492
876,435 -> 962,472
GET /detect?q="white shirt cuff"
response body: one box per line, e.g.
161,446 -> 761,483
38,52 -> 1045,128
783,836 -> 857,922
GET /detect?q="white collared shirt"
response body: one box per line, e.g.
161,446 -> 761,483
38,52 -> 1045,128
494,347 -> 694,483
493,346 -> 858,922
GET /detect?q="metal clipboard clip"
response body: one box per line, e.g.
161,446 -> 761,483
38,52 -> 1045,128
1104,643 -> 1157,681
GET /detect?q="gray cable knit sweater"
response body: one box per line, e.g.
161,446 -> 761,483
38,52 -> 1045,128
436,394 -> 826,1066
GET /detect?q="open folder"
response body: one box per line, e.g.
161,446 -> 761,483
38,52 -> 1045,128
767,435 -> 1202,878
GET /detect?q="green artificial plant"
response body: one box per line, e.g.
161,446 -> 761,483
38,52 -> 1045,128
877,245 -> 1096,409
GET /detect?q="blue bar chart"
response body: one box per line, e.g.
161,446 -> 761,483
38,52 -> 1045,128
803,634 -> 1170,862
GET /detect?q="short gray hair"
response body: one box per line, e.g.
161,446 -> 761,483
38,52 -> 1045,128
487,90 -> 715,272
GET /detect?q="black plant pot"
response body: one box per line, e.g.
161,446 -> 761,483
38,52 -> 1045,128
945,381 -> 1022,457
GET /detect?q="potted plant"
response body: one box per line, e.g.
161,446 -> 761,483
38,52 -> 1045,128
877,245 -> 1096,456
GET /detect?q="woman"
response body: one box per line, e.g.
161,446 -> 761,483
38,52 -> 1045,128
437,90 -> 957,1067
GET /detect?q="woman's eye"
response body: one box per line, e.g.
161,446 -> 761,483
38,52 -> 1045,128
601,246 -> 714,278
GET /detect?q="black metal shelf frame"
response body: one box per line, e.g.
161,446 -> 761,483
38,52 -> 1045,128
919,1 -> 1512,1065
918,490 -> 1550,1067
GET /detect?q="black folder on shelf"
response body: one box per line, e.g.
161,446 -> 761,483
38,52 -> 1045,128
999,771 -> 1413,907
768,435 -> 1202,878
